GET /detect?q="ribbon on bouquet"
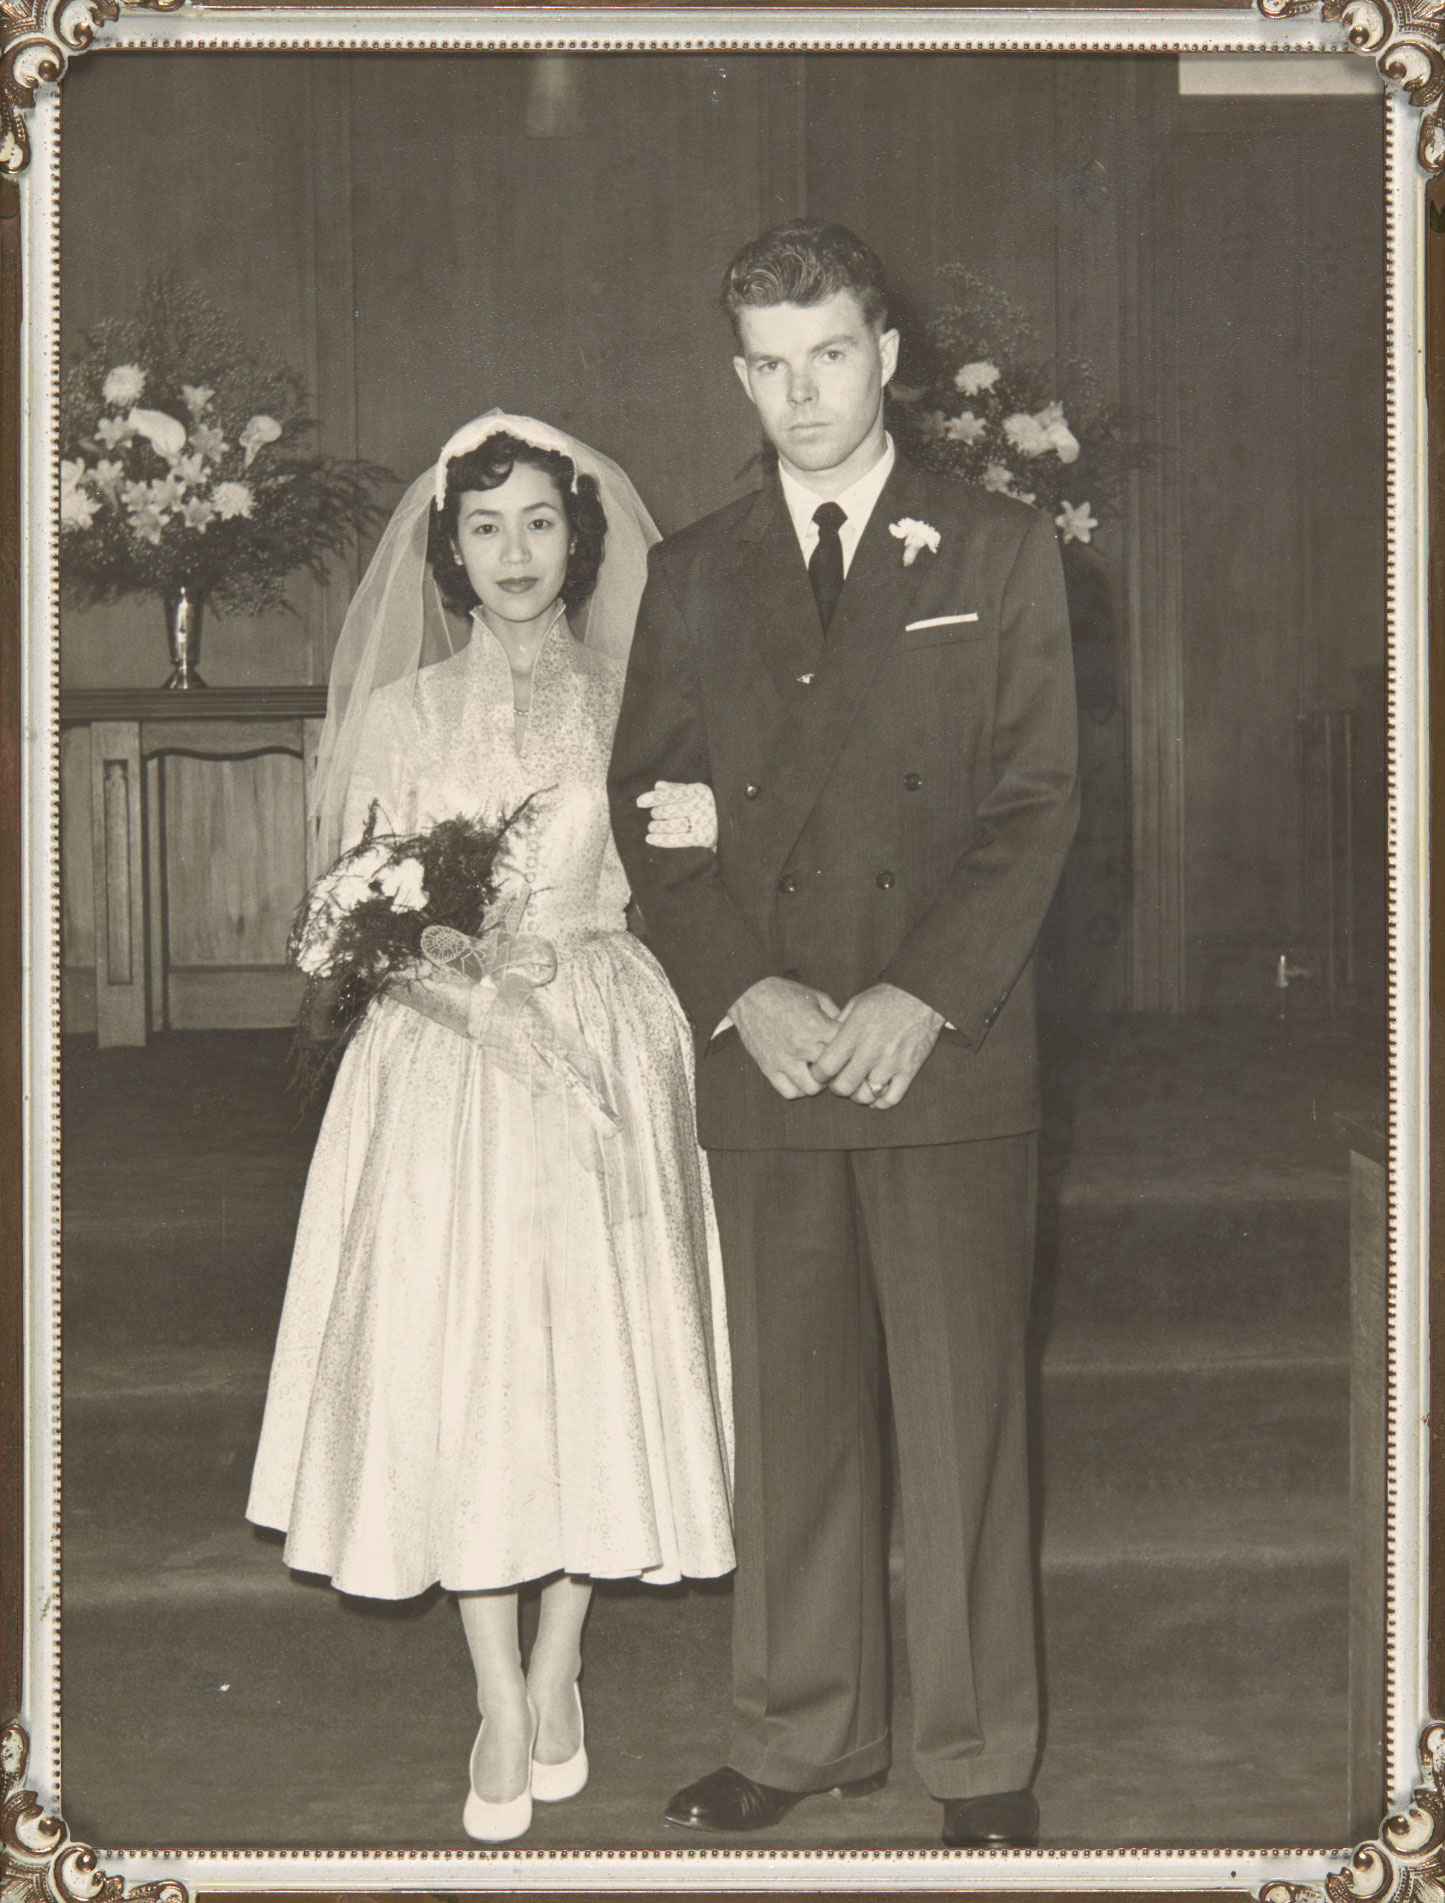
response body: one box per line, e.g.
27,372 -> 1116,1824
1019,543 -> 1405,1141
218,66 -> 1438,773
420,919 -> 623,1145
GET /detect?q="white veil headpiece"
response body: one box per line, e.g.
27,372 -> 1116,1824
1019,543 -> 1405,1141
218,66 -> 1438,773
310,410 -> 660,867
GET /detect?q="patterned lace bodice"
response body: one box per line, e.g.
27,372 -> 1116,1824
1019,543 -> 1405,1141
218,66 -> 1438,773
341,614 -> 631,945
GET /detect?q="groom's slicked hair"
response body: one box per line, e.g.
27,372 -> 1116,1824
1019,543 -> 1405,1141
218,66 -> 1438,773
721,220 -> 889,339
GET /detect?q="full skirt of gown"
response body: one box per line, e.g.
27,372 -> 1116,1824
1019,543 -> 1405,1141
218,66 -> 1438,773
246,925 -> 735,1599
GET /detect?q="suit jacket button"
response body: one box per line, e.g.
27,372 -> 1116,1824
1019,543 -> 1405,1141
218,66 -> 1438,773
778,874 -> 798,896
744,783 -> 761,800
903,772 -> 923,792
876,870 -> 895,890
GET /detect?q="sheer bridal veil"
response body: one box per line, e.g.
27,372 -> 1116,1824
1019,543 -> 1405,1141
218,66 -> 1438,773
309,410 -> 661,867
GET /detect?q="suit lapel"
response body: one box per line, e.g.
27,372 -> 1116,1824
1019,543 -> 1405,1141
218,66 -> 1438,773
750,456 -> 934,878
723,479 -> 823,702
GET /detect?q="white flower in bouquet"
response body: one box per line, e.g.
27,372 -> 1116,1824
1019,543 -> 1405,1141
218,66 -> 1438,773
60,462 -> 100,530
129,504 -> 168,546
1035,402 -> 1081,464
954,360 -> 1001,397
292,920 -> 335,977
127,407 -> 188,462
181,496 -> 217,532
1055,500 -> 1098,544
318,842 -> 392,910
93,458 -> 126,498
374,857 -> 428,912
147,471 -> 187,512
1004,404 -> 1080,465
181,384 -> 215,417
95,415 -> 133,451
102,364 -> 146,407
1003,412 -> 1051,459
63,490 -> 101,530
983,462 -> 1016,493
212,481 -> 254,521
240,414 -> 283,467
190,422 -> 227,460
121,479 -> 151,511
173,450 -> 207,487
943,410 -> 988,445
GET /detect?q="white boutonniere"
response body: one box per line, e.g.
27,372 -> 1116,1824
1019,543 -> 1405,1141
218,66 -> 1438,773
889,517 -> 941,567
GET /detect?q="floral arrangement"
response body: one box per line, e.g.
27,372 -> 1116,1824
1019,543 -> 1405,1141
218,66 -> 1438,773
289,802 -> 522,1095
890,270 -> 1147,544
59,282 -> 391,616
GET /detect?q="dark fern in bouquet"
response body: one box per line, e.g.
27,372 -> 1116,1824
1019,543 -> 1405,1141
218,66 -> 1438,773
288,801 -> 527,1098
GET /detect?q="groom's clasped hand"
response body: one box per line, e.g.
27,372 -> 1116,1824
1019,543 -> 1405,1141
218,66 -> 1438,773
731,973 -> 945,1109
640,776 -> 945,1107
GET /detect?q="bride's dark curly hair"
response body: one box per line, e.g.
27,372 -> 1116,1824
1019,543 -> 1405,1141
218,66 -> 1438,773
427,432 -> 608,617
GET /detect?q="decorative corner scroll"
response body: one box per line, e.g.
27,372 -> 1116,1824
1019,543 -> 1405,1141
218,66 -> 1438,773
1,0 -> 181,178
0,1722 -> 189,1903
1258,1723 -> 1445,1903
1255,0 -> 1445,172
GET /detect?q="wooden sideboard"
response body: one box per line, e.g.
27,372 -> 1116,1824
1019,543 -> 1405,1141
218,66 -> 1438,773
61,687 -> 329,1047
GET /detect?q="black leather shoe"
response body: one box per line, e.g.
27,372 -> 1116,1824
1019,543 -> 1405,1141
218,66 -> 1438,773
941,1788 -> 1039,1848
664,1765 -> 887,1832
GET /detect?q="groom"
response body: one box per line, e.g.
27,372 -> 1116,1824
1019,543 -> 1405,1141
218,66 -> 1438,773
608,221 -> 1078,1848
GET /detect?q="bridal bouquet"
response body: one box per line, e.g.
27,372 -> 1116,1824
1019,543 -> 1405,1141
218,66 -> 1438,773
890,269 -> 1148,543
288,803 -> 522,1095
290,799 -> 623,1147
59,280 -> 390,616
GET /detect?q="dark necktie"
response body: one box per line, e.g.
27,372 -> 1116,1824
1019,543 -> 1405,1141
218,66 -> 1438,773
808,501 -> 847,634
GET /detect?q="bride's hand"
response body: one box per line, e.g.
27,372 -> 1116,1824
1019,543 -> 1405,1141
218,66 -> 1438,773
637,779 -> 718,850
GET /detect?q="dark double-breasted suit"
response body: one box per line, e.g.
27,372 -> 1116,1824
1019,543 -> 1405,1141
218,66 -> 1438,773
609,450 -> 1078,1801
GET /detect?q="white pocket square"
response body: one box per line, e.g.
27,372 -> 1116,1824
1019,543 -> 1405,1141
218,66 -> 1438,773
905,613 -> 979,632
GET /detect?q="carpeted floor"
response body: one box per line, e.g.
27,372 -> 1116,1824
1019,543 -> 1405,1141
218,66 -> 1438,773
55,1014 -> 1382,1853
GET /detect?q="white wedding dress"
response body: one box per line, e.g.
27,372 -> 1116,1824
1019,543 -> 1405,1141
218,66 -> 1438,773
246,615 -> 735,1598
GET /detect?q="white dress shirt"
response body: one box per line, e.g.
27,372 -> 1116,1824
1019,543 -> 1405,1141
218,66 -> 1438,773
778,434 -> 896,579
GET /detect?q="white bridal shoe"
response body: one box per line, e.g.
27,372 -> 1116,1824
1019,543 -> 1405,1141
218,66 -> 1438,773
462,1708 -> 536,1842
530,1682 -> 588,1802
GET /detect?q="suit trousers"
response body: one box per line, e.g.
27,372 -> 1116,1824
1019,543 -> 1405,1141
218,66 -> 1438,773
706,1134 -> 1040,1802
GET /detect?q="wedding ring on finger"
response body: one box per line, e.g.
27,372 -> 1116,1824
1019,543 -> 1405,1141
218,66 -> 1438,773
866,1078 -> 888,1098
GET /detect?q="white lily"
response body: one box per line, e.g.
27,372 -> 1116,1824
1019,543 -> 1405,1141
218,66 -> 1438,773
1055,500 -> 1098,544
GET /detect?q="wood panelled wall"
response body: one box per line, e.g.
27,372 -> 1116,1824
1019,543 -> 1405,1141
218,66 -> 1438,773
58,51 -> 1386,1026
1174,96 -> 1385,1010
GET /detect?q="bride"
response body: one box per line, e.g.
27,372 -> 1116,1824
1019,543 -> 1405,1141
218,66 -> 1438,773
246,413 -> 733,1842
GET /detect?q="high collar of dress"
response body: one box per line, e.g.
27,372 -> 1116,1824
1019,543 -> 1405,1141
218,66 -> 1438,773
466,601 -> 573,704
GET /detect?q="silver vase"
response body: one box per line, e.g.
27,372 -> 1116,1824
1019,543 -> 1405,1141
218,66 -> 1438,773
162,585 -> 208,689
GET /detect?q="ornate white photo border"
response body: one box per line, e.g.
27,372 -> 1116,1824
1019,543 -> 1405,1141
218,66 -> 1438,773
3,4 -> 1435,1893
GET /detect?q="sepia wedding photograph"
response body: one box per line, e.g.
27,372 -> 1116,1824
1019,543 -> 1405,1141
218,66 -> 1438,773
3,4 -> 1436,1891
